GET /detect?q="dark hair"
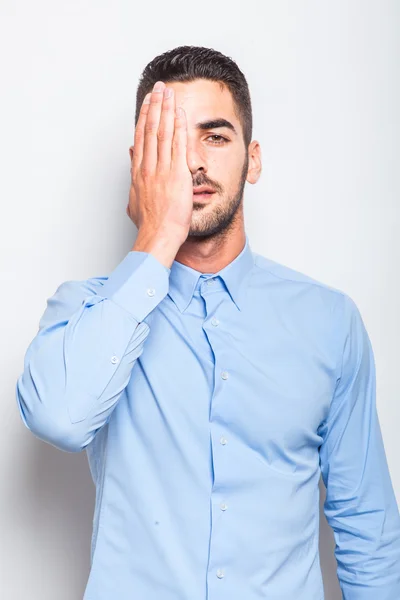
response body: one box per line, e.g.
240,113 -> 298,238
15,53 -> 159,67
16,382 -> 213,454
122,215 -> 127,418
135,45 -> 253,148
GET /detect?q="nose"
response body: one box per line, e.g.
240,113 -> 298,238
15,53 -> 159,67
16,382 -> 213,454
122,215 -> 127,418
186,141 -> 207,175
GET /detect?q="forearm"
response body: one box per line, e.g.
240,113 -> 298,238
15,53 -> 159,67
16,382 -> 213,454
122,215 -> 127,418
330,481 -> 400,599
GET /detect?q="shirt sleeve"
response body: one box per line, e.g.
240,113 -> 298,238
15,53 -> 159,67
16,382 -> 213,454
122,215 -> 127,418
15,250 -> 170,453
318,292 -> 400,599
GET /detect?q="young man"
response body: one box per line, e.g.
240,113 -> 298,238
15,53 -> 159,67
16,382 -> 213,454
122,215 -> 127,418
16,45 -> 400,599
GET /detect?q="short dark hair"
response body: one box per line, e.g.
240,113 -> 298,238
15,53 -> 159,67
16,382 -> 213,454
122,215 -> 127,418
135,45 -> 253,148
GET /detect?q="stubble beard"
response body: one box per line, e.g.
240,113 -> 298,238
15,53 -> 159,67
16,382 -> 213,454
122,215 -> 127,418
187,155 -> 249,241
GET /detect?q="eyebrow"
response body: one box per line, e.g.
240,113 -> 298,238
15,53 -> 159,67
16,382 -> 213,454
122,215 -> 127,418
195,118 -> 238,136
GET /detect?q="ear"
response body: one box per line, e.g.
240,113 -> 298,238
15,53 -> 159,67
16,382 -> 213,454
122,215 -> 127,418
246,140 -> 262,185
129,146 -> 134,162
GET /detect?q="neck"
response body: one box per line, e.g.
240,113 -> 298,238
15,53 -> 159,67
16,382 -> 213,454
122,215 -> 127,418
173,220 -> 246,275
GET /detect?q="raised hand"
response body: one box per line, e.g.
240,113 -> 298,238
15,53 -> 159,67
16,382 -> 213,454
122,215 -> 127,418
127,81 -> 193,268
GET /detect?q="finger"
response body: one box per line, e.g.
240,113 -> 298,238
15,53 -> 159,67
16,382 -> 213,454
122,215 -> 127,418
142,81 -> 166,175
171,106 -> 188,169
132,93 -> 151,173
157,86 -> 176,171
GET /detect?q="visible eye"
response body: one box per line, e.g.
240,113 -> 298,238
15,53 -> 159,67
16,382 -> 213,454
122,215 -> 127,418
206,135 -> 229,145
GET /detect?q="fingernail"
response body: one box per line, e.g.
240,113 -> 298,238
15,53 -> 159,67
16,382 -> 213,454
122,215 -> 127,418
153,81 -> 164,92
164,88 -> 172,99
143,93 -> 151,104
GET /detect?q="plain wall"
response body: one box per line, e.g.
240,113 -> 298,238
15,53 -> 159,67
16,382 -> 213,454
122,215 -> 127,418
1,1 -> 399,598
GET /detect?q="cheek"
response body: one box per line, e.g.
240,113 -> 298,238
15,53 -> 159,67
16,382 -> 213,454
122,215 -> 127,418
210,155 -> 242,185
225,161 -> 246,192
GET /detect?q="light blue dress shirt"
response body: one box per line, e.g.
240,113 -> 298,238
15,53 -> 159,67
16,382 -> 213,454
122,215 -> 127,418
16,234 -> 400,599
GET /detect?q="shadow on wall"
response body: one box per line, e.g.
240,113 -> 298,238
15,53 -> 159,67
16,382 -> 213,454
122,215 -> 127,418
319,476 -> 342,599
12,435 -> 94,599
12,435 -> 342,599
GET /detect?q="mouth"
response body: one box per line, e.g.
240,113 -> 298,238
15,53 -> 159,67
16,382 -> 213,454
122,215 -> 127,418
193,188 -> 216,201
193,192 -> 215,200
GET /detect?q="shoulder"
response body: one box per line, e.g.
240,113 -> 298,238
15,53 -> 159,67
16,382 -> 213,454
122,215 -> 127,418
253,252 -> 343,294
251,251 -> 363,332
252,251 -> 353,305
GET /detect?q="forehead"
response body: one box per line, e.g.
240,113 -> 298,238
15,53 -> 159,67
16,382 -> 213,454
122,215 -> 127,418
166,79 -> 238,124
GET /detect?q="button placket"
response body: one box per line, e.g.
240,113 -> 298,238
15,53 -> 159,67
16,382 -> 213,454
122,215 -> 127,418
203,278 -> 231,588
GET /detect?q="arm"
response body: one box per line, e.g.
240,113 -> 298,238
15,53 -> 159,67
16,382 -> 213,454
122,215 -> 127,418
319,293 -> 400,599
16,80 -> 193,455
15,250 -> 170,453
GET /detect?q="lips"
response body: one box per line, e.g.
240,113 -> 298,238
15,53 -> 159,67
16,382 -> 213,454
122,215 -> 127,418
193,187 -> 215,194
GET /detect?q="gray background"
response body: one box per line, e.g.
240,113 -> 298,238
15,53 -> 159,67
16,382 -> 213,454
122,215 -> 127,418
1,1 -> 399,598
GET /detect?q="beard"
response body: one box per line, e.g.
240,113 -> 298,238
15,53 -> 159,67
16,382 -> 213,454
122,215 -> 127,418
187,154 -> 249,241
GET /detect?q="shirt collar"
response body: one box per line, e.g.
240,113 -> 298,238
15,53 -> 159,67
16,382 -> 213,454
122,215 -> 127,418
168,233 -> 254,313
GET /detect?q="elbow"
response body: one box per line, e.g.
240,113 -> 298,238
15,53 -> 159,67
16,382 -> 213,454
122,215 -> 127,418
15,380 -> 92,453
30,421 -> 90,453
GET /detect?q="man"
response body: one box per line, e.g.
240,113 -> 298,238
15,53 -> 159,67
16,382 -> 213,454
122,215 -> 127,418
16,45 -> 400,599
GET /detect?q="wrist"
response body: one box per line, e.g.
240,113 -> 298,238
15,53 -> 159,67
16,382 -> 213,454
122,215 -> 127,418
132,228 -> 184,269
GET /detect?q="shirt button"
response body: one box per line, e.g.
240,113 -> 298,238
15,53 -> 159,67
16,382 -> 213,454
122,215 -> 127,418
216,568 -> 225,578
211,317 -> 219,327
220,502 -> 228,511
220,436 -> 228,445
147,288 -> 155,297
110,355 -> 119,364
221,371 -> 229,380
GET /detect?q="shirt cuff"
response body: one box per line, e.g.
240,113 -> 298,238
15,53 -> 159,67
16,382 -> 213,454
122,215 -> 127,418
99,250 -> 170,323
